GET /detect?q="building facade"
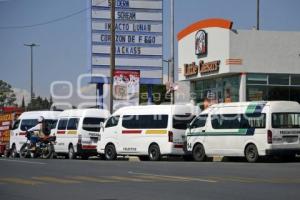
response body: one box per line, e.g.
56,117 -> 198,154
177,18 -> 300,108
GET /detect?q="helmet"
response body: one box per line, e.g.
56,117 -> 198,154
37,116 -> 44,123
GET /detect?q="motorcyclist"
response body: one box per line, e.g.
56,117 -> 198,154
28,116 -> 47,150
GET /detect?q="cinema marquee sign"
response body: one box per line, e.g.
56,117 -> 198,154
184,60 -> 220,77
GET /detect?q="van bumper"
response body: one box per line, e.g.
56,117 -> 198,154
265,148 -> 300,156
77,144 -> 98,156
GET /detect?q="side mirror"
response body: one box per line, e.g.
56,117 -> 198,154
100,122 -> 105,131
187,124 -> 191,129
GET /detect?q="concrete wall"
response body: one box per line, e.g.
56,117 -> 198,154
229,30 -> 300,74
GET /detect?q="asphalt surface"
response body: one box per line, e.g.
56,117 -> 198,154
0,157 -> 300,200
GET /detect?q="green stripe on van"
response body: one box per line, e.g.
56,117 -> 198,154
187,129 -> 249,137
245,103 -> 258,114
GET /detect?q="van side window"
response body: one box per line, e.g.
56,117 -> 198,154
12,120 -> 20,130
57,119 -> 68,130
122,115 -> 168,129
212,114 -> 266,129
20,119 -> 38,131
105,116 -> 120,128
211,114 -> 240,129
191,115 -> 208,128
241,113 -> 266,129
83,117 -> 105,132
173,115 -> 195,130
67,118 -> 79,130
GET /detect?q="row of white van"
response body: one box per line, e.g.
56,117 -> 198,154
9,101 -> 300,162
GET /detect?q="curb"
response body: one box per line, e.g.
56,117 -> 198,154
212,156 -> 224,162
128,156 -> 141,162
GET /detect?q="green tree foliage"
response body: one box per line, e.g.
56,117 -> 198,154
139,84 -> 171,105
27,96 -> 53,111
0,80 -> 16,107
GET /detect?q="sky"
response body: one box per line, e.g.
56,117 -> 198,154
0,0 -> 300,106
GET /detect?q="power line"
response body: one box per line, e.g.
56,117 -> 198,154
0,0 -> 105,30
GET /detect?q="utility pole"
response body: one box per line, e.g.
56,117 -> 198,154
24,43 -> 39,102
109,0 -> 116,114
170,0 -> 175,104
163,59 -> 172,82
256,0 -> 260,30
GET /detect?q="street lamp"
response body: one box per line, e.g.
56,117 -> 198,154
24,43 -> 39,102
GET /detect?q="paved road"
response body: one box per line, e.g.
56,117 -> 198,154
0,158 -> 300,200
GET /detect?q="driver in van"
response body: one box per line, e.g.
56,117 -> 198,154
28,116 -> 47,150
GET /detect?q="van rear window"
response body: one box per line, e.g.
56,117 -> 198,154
122,115 -> 168,129
272,113 -> 300,128
173,115 -> 195,130
83,117 -> 105,132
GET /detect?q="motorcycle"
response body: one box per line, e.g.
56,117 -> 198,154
19,131 -> 56,159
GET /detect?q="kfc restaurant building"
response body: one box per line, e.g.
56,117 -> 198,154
177,18 -> 300,108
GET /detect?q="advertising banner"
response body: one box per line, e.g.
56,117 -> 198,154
91,0 -> 163,84
113,70 -> 140,110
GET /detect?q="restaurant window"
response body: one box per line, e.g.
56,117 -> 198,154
268,74 -> 289,85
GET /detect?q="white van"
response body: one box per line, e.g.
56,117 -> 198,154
185,101 -> 300,162
10,111 -> 61,158
98,105 -> 200,161
53,109 -> 110,159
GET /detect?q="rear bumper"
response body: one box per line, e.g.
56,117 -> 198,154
266,148 -> 300,156
77,144 -> 98,156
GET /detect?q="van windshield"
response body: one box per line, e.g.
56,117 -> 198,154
272,113 -> 300,128
20,119 -> 38,131
173,115 -> 195,130
83,117 -> 105,132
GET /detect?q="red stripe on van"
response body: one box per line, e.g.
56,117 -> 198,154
122,130 -> 142,134
82,145 -> 97,150
174,144 -> 184,149
57,131 -> 65,134
19,132 -> 26,136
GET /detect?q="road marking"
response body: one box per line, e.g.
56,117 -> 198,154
0,159 -> 46,165
32,176 -> 81,184
128,171 -> 217,183
0,178 -> 44,185
69,176 -> 117,183
109,176 -> 153,182
133,175 -> 186,182
207,176 -> 255,183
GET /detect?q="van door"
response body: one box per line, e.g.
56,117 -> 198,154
55,118 -> 68,152
187,115 -> 208,151
81,117 -> 105,148
102,116 -> 120,152
173,114 -> 195,148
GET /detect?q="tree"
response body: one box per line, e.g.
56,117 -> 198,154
27,95 -> 54,111
0,80 -> 16,107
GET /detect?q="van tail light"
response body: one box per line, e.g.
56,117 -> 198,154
267,130 -> 273,144
168,131 -> 173,143
78,134 -> 82,144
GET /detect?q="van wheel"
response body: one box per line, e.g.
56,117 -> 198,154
245,144 -> 259,163
105,144 -> 117,160
68,145 -> 76,159
192,144 -> 206,161
148,144 -> 161,161
10,145 -> 18,158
